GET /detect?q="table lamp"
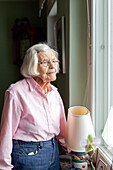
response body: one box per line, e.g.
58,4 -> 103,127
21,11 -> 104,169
65,106 -> 95,169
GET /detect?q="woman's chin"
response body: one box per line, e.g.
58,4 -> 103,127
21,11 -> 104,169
38,74 -> 56,83
50,75 -> 56,82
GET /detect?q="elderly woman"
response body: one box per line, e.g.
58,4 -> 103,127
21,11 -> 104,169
0,43 -> 67,170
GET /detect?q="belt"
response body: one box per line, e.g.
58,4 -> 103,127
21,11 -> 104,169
13,136 -> 56,148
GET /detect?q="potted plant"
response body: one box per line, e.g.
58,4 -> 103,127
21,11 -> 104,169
80,134 -> 101,170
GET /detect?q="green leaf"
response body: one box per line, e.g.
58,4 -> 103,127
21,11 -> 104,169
91,144 -> 96,152
86,144 -> 92,152
88,134 -> 93,143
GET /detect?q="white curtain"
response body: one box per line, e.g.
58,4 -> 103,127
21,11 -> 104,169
83,0 -> 93,116
102,107 -> 113,148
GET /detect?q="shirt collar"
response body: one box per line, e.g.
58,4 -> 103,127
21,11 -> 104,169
26,77 -> 57,93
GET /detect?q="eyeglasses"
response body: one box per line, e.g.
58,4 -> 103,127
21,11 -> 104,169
38,60 -> 60,67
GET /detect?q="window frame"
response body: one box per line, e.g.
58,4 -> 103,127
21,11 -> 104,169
93,0 -> 109,139
93,0 -> 113,164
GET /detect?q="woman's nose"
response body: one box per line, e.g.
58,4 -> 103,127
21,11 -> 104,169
49,61 -> 54,68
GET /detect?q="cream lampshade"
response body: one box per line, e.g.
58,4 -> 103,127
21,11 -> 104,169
65,106 -> 95,152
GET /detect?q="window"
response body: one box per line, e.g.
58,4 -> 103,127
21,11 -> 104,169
93,0 -> 113,160
101,0 -> 113,150
94,0 -> 109,138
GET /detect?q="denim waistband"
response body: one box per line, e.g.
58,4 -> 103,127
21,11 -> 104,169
13,136 -> 56,148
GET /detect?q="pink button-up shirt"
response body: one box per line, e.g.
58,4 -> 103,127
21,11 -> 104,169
0,78 -> 66,170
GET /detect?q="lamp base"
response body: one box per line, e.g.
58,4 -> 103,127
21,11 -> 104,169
71,151 -> 88,170
72,161 -> 87,170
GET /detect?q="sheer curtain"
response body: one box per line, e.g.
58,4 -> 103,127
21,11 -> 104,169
102,107 -> 113,148
83,0 -> 94,118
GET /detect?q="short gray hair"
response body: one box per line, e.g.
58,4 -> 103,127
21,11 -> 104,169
20,43 -> 59,78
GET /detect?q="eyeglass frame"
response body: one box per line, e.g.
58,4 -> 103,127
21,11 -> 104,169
38,60 -> 60,66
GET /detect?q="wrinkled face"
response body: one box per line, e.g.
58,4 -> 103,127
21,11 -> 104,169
37,49 -> 57,83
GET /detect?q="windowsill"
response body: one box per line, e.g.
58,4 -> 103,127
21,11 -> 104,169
97,146 -> 113,169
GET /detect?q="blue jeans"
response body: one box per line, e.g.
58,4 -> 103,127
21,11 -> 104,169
12,137 -> 60,170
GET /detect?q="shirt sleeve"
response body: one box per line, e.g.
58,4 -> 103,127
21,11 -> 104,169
56,94 -> 69,153
0,90 -> 22,170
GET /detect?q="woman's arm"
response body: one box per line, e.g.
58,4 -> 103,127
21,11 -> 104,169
0,91 -> 21,170
56,95 -> 69,152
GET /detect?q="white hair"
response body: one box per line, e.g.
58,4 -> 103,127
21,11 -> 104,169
20,43 -> 59,78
